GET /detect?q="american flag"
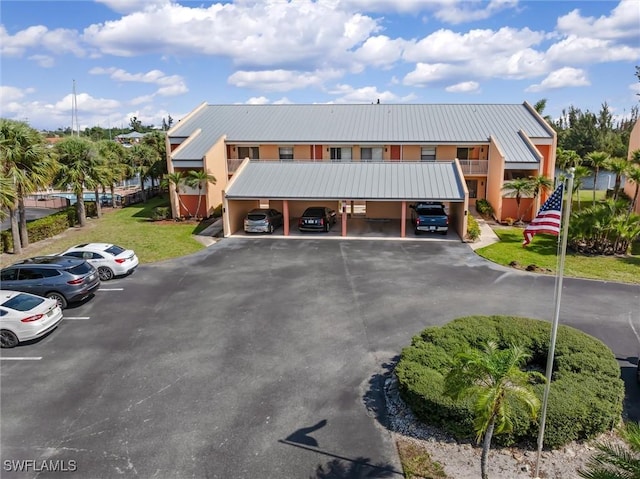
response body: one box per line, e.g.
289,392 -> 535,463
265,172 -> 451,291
523,184 -> 564,246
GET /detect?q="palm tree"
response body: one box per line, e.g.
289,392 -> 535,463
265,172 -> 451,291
626,165 -> 640,215
127,144 -> 158,202
54,137 -> 100,227
528,175 -> 553,214
161,172 -> 191,218
96,140 -> 129,208
556,148 -> 582,171
185,170 -> 217,219
0,173 -> 17,221
142,130 -> 167,191
579,421 -> 640,479
502,178 -> 533,223
0,119 -> 57,251
605,157 -> 629,200
444,342 -> 544,479
572,165 -> 591,211
586,151 -> 610,206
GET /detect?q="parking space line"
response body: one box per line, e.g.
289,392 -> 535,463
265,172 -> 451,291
0,357 -> 42,361
98,288 -> 124,291
64,316 -> 91,320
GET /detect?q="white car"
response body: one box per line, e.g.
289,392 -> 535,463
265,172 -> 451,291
59,243 -> 139,281
0,290 -> 63,348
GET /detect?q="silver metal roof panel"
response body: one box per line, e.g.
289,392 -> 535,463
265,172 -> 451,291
225,161 -> 466,201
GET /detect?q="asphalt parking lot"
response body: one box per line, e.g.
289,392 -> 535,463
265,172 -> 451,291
1,238 -> 638,478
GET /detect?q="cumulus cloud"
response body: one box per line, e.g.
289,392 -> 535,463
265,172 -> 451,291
525,67 -> 590,92
96,0 -> 171,14
328,84 -> 406,103
0,25 -> 85,57
403,63 -> 460,86
228,69 -> 342,92
28,54 -> 55,68
90,66 -> 188,96
352,35 -> 406,70
556,0 -> 640,40
445,81 -> 480,93
546,35 -> 639,64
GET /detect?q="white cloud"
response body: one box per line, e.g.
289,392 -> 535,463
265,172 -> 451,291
630,82 -> 640,95
0,25 -> 85,57
403,63 -> 460,86
28,54 -> 55,68
445,81 -> 480,93
352,35 -> 406,70
328,84 -> 401,103
546,35 -> 639,64
556,0 -> 640,40
245,96 -> 270,105
54,93 -> 121,113
82,1 -> 380,70
526,67 -> 590,93
433,0 -> 519,25
228,69 -> 342,92
90,66 -> 188,97
96,0 -> 171,14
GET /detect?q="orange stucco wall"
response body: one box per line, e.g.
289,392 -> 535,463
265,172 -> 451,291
486,138 -> 505,220
365,201 -> 405,218
501,197 -> 535,221
625,120 -> 640,214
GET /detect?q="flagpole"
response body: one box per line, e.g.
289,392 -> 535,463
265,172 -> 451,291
534,168 -> 574,478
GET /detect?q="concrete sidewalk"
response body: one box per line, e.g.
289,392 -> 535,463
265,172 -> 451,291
468,213 -> 501,250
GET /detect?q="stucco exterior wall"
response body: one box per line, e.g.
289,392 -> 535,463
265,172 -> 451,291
203,136 -> 229,216
437,145 -> 456,160
401,145 -> 421,161
365,201 -> 405,219
625,120 -> 640,214
486,137 -> 505,220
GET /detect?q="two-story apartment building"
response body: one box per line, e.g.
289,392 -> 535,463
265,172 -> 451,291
166,102 -> 557,239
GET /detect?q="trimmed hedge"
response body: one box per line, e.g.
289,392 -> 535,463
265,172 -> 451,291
1,203 -> 98,253
475,199 -> 494,218
395,316 -> 624,449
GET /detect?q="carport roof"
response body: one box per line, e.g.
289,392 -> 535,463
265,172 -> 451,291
225,161 -> 466,201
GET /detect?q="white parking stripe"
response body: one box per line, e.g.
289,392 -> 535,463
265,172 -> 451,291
97,288 -> 124,291
64,317 -> 90,320
0,357 -> 42,361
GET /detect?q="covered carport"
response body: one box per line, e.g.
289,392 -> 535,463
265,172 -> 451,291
222,160 -> 468,240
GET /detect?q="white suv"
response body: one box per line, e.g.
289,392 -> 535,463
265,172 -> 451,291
60,243 -> 139,281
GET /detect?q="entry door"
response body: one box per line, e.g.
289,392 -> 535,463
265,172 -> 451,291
390,146 -> 401,161
310,145 -> 323,161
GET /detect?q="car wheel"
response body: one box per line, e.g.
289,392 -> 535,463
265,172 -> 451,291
269,224 -> 274,234
98,266 -> 114,281
47,292 -> 68,309
0,330 -> 19,348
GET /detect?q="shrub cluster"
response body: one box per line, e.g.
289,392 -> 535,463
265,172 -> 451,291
395,316 -> 624,449
475,199 -> 494,218
150,206 -> 171,221
466,213 -> 480,241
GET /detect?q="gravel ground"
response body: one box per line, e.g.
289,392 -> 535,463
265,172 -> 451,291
384,375 -> 621,479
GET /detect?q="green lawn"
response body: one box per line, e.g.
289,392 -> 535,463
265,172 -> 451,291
477,227 -> 640,284
1,197 -> 207,266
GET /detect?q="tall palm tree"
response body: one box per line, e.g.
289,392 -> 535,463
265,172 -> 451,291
444,342 -> 544,479
579,421 -> 640,479
502,178 -> 533,223
128,144 -> 158,202
572,165 -> 591,211
161,172 -> 191,218
186,170 -> 217,219
54,137 -> 100,227
556,147 -> 582,171
586,151 -> 610,206
142,130 -> 167,191
0,119 -> 57,251
0,173 -> 17,221
96,139 -> 129,208
605,157 -> 629,200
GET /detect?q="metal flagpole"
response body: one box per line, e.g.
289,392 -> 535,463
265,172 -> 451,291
533,168 -> 575,478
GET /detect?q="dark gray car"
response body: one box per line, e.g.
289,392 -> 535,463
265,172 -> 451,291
0,256 -> 100,309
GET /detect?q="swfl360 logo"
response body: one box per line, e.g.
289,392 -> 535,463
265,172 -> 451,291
3,459 -> 77,472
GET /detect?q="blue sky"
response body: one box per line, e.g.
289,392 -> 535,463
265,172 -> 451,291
1,0 -> 639,132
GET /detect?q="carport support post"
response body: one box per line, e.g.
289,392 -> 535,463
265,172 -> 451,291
401,201 -> 406,237
341,200 -> 347,236
283,200 -> 290,236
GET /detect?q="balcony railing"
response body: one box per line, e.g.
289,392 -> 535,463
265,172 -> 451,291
226,158 -> 489,175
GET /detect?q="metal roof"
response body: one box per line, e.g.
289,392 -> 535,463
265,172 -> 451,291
170,103 -> 553,164
225,161 -> 466,202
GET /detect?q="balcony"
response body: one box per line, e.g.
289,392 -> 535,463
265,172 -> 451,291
456,159 -> 488,175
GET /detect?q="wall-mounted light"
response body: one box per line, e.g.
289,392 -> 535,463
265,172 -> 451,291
384,147 -> 388,152
327,148 -> 329,152
480,181 -> 484,186
232,146 -> 236,151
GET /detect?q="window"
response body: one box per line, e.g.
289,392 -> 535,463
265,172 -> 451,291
466,179 -> 478,199
330,147 -> 352,162
18,268 -> 44,280
279,147 -> 294,161
237,146 -> 259,160
504,170 -> 532,181
0,269 -> 17,281
360,147 -> 383,162
456,147 -> 470,160
421,147 -> 436,162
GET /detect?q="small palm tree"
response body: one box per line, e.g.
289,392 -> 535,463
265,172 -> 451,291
626,165 -> 640,215
605,157 -> 630,200
556,148 -> 582,171
586,151 -> 610,206
186,170 -> 217,219
444,342 -> 544,479
502,178 -> 534,223
572,165 -> 592,211
161,172 -> 191,218
528,175 -> 553,213
96,139 -> 129,208
579,421 -> 640,479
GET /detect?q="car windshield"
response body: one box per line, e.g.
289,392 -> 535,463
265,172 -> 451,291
68,263 -> 94,275
303,208 -> 323,217
2,293 -> 45,311
247,214 -> 267,221
105,245 -> 125,255
416,207 -> 445,216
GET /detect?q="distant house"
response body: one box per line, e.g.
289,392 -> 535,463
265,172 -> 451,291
115,132 -> 146,145
166,102 -> 557,239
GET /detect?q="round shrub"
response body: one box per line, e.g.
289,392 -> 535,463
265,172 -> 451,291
395,315 -> 624,449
